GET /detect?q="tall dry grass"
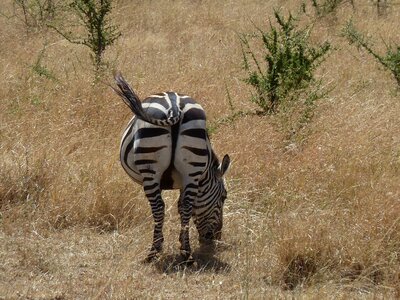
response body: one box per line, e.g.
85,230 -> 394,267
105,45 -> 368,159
1,0 -> 400,298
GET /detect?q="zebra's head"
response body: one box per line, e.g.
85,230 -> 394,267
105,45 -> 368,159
195,154 -> 230,244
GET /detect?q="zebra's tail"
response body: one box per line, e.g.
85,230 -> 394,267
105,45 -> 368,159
113,72 -> 181,126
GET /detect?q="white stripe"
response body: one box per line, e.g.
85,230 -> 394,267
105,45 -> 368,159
120,116 -> 135,148
176,93 -> 181,109
164,93 -> 172,110
182,103 -> 203,113
142,102 -> 169,114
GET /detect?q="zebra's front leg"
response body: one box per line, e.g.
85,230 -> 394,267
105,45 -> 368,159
144,180 -> 165,262
178,184 -> 198,261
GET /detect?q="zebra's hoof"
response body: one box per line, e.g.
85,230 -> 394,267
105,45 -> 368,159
180,250 -> 194,264
184,255 -> 195,265
144,251 -> 160,263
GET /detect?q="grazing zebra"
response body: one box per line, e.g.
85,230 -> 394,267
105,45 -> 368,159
113,73 -> 230,261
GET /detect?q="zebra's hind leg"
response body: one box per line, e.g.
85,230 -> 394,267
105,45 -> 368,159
178,183 -> 198,262
143,179 -> 165,262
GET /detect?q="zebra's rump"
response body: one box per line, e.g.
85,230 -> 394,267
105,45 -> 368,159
120,92 -> 211,191
121,157 -> 182,190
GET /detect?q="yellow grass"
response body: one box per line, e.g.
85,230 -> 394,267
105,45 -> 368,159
1,0 -> 400,298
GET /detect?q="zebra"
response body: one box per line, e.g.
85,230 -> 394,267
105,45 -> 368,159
113,73 -> 230,261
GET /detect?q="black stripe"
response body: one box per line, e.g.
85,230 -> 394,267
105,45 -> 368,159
189,162 -> 206,167
134,159 -> 157,165
185,183 -> 198,189
143,96 -> 170,109
182,146 -> 208,156
185,190 -> 198,197
139,169 -> 156,174
194,200 -> 214,209
124,139 -> 134,165
181,128 -> 206,139
197,205 -> 219,219
135,146 -> 167,153
144,109 -> 167,120
146,189 -> 161,198
136,128 -> 169,139
199,179 -> 217,196
144,183 -> 159,191
189,171 -> 204,177
182,108 -> 206,124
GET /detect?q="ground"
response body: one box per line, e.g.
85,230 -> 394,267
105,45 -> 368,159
1,0 -> 400,299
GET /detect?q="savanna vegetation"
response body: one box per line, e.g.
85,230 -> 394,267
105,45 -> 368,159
1,0 -> 400,298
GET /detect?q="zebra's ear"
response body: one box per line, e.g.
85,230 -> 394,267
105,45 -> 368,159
217,154 -> 230,178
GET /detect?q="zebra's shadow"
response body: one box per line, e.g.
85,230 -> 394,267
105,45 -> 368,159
154,243 -> 231,274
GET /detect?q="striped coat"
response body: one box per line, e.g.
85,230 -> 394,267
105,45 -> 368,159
114,74 -> 230,261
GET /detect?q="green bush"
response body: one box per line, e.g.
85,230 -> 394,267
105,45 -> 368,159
240,10 -> 330,114
49,0 -> 121,73
343,20 -> 400,87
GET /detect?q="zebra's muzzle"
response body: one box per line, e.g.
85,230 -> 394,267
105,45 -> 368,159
199,229 -> 221,244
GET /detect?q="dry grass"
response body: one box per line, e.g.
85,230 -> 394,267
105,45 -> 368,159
1,0 -> 400,298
